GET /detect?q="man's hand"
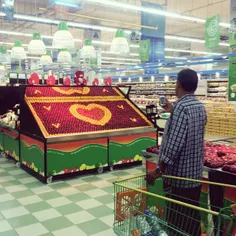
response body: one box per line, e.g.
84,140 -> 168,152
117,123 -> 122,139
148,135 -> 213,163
146,171 -> 161,186
161,99 -> 174,113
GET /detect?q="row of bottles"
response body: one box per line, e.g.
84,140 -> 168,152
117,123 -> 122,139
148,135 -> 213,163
124,210 -> 168,236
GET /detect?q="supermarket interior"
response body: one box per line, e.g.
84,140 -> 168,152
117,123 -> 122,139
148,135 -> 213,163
0,0 -> 236,236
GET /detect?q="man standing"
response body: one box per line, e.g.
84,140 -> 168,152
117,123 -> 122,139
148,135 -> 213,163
147,69 -> 207,235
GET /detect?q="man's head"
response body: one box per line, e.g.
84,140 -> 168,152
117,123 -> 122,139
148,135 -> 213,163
176,69 -> 198,98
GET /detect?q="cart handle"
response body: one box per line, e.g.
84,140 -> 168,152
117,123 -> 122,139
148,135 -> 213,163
114,173 -> 236,189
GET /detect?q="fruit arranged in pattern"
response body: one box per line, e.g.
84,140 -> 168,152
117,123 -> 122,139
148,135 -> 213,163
146,146 -> 160,154
25,86 -> 121,98
28,100 -> 151,136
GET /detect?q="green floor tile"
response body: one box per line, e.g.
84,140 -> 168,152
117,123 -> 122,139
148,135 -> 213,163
0,188 -> 8,194
67,192 -> 90,202
107,177 -> 119,182
87,205 -> 113,218
38,191 -> 62,201
0,230 -> 19,236
24,181 -> 45,189
41,233 -> 54,236
95,194 -> 114,205
0,212 -> 4,221
82,175 -> 102,182
42,216 -> 73,231
25,201 -> 52,213
1,180 -> 20,187
8,214 -> 38,228
56,203 -> 82,215
11,190 -> 35,199
101,186 -> 114,194
13,173 -> 31,179
76,183 -> 97,192
0,172 -> 10,177
0,200 -> 20,211
49,182 -> 71,190
111,171 -> 129,177
77,219 -> 110,235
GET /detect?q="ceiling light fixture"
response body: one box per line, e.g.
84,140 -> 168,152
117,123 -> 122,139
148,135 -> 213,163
165,48 -> 221,55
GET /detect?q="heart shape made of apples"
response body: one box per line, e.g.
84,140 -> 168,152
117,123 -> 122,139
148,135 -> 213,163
69,103 -> 112,126
53,87 -> 90,95
28,73 -> 39,85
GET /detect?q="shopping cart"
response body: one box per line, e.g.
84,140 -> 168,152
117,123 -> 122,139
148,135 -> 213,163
113,174 -> 236,236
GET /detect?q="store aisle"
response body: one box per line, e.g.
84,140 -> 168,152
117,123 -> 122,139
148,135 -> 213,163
0,156 -> 143,236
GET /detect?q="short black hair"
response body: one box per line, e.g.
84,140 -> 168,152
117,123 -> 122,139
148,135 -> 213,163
177,69 -> 198,92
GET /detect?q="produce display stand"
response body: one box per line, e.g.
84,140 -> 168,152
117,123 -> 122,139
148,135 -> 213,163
0,85 -> 157,183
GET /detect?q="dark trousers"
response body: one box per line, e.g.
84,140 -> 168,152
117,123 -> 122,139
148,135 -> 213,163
209,171 -> 236,236
164,184 -> 202,236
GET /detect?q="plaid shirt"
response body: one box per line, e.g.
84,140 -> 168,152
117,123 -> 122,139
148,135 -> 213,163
159,95 -> 207,188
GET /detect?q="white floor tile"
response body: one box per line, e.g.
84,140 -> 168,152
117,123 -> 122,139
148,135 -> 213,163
57,187 -> 80,196
52,226 -> 87,236
46,197 -> 72,208
0,220 -> 13,232
91,228 -> 117,236
91,180 -> 113,188
18,195 -> 43,206
1,206 -> 29,219
84,189 -> 108,198
8,169 -> 25,176
31,186 -> 53,195
66,211 -> 95,224
0,193 -> 14,203
76,198 -> 102,210
19,177 -> 38,184
99,214 -> 114,227
65,178 -> 86,187
6,185 -> 27,193
0,176 -> 15,183
16,223 -> 48,236
106,203 -> 114,210
33,208 -> 61,222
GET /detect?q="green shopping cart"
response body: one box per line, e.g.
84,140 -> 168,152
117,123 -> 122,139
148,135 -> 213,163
113,174 -> 236,236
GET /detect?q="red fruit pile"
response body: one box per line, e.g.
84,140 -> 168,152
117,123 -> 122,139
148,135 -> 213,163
146,145 -> 160,154
29,100 -> 152,135
204,142 -> 236,173
25,86 -> 121,98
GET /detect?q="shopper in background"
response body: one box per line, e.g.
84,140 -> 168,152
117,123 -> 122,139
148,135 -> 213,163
147,69 -> 207,236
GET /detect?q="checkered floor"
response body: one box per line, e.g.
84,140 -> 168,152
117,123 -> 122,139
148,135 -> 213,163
0,155 -> 143,236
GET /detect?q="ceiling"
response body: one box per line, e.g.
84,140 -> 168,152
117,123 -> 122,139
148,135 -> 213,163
0,0 -> 231,67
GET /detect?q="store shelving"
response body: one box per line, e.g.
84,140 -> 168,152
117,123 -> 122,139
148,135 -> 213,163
207,80 -> 228,98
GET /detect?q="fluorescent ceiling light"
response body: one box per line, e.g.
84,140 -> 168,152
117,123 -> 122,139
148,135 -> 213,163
87,0 -> 205,23
102,57 -> 140,62
165,56 -> 187,60
102,60 -> 136,65
54,0 -> 80,8
165,35 -> 204,43
165,48 -> 221,55
219,23 -> 230,28
87,0 -> 231,29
